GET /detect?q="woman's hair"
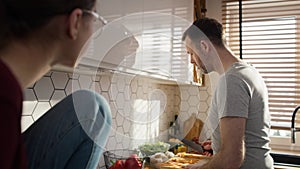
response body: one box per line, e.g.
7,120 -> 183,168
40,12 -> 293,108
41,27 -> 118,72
0,0 -> 96,50
182,17 -> 225,47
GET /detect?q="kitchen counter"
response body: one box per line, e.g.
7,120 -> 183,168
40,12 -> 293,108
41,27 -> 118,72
274,164 -> 300,169
271,149 -> 300,169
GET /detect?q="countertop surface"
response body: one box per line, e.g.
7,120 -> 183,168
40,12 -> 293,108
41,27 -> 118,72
274,163 -> 300,169
271,149 -> 300,168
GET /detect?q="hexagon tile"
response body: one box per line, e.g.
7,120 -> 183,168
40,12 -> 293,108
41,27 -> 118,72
51,72 -> 68,90
33,77 -> 54,101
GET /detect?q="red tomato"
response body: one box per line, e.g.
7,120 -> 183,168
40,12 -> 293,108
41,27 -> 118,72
109,160 -> 125,169
130,154 -> 138,158
124,154 -> 142,169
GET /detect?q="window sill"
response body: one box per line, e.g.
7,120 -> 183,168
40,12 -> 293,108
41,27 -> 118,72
271,148 -> 300,156
270,136 -> 300,152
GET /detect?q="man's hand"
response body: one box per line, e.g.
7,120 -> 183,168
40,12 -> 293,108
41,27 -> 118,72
201,140 -> 213,156
192,137 -> 213,156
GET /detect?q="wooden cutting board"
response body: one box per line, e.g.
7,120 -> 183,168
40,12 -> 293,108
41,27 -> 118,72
183,116 -> 203,140
156,154 -> 210,169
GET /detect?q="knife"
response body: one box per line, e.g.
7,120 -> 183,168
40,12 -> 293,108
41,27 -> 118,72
169,134 -> 204,153
180,138 -> 204,153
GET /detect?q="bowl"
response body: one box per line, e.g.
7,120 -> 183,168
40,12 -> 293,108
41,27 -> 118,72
103,149 -> 141,169
138,142 -> 170,156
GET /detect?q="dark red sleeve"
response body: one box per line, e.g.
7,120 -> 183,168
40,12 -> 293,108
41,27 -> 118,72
0,60 -> 28,169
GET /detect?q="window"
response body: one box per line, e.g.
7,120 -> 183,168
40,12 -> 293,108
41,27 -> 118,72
222,0 -> 300,140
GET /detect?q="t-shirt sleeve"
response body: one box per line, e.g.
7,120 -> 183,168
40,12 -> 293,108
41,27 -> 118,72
216,74 -> 251,119
0,95 -> 21,168
0,60 -> 27,169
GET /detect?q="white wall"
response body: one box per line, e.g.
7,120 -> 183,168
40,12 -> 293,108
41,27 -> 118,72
206,0 -> 222,22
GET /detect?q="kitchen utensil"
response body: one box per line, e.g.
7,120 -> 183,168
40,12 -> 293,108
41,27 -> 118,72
169,134 -> 204,153
181,138 -> 204,153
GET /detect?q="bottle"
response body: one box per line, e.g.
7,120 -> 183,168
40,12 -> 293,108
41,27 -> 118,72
169,122 -> 175,137
174,115 -> 179,135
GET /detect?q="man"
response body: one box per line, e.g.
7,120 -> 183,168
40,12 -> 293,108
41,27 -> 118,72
182,18 -> 274,169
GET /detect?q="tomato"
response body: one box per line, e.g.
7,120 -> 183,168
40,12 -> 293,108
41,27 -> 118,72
124,154 -> 142,169
109,160 -> 125,169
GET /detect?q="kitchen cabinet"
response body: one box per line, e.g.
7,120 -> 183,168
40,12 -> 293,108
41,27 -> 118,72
74,0 -> 202,86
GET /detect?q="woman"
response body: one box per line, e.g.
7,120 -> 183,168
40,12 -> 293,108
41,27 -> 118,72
0,0 -> 112,169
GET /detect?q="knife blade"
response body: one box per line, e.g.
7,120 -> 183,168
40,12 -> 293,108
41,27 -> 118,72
169,134 -> 204,153
180,138 -> 204,153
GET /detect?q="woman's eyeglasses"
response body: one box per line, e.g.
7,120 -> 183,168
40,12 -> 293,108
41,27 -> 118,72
82,9 -> 107,37
82,9 -> 107,25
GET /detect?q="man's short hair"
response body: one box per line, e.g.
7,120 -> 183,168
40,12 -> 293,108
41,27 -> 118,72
182,17 -> 225,47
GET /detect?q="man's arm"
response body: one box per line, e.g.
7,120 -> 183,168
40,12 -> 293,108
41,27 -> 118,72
203,117 -> 246,169
188,117 -> 246,169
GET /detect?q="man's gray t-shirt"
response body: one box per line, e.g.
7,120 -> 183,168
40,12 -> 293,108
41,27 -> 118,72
208,62 -> 274,169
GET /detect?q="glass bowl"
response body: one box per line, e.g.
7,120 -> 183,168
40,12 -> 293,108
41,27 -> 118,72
103,149 -> 142,169
138,142 -> 170,157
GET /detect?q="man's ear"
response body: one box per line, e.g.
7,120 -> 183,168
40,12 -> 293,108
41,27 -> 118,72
200,40 -> 210,53
67,8 -> 83,40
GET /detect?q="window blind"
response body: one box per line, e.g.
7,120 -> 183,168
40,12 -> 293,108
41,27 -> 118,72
222,0 -> 300,130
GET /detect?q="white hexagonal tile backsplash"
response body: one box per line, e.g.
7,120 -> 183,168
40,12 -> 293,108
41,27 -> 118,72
21,70 -> 211,168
